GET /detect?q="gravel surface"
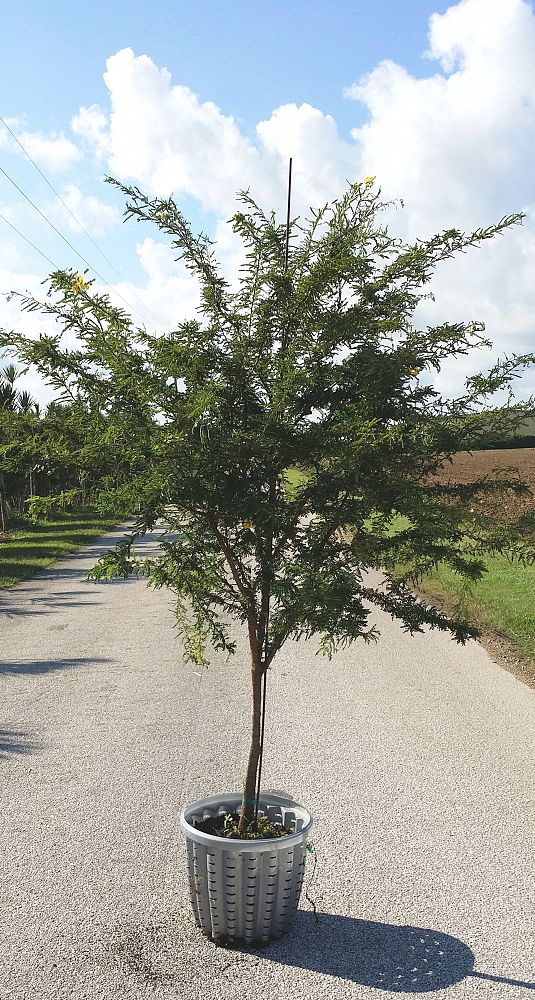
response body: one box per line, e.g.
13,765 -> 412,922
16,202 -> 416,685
1,525 -> 534,999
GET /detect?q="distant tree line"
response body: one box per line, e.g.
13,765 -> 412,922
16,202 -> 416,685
483,409 -> 535,449
1,359 -> 533,535
0,360 -> 141,532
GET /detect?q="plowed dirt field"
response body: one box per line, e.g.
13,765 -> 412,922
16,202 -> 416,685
429,448 -> 535,521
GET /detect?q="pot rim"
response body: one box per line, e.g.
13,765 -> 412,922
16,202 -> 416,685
180,791 -> 313,850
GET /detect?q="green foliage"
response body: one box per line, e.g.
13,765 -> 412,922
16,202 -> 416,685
421,552 -> 535,662
0,507 -> 120,588
0,362 -> 150,526
0,362 -> 37,414
1,179 -> 534,670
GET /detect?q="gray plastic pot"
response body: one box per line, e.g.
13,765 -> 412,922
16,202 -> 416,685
180,792 -> 313,944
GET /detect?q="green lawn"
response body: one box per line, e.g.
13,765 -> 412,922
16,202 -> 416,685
365,511 -> 535,664
420,556 -> 535,662
348,505 -> 534,668
0,508 -> 120,589
283,466 -> 310,496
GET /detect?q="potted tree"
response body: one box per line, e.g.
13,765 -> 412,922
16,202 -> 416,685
3,178 -> 534,945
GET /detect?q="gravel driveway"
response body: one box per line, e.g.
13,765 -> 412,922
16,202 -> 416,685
1,525 -> 534,999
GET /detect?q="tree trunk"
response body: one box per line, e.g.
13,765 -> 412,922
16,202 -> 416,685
0,472 -> 7,534
237,647 -> 263,836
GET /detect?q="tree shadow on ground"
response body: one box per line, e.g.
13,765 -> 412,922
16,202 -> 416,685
34,560 -> 140,582
108,908 -> 535,993
0,590 -> 101,616
0,526 -> 163,596
0,561 -> 140,596
0,728 -> 42,758
0,656 -> 112,675
253,912 -> 535,992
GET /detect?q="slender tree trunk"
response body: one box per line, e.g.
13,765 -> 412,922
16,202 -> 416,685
237,630 -> 263,836
0,472 -> 7,534
208,515 -> 268,836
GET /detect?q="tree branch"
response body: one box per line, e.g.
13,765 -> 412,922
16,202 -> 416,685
207,514 -> 253,608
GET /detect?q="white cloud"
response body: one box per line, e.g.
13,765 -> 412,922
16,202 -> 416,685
4,0 -> 535,403
0,202 -> 30,269
100,48 -> 268,213
413,213 -> 535,401
0,269 -> 67,407
133,237 -> 201,329
0,120 -> 81,172
71,104 -> 111,161
136,237 -> 178,283
347,0 -> 535,234
45,183 -> 120,237
0,237 -> 24,271
81,50 -> 358,219
256,103 -> 357,214
343,0 -> 535,397
0,249 -> 198,404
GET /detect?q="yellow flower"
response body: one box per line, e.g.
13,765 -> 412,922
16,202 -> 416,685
364,176 -> 376,184
410,368 -> 422,377
71,274 -> 88,295
243,519 -> 255,530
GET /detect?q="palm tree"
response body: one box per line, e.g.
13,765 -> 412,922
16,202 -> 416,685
0,364 -> 37,414
0,364 -> 19,411
17,390 -> 39,415
0,364 -> 38,527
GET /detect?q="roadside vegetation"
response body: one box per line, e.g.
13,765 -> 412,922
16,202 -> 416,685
0,360 -> 130,588
289,457 -> 534,673
0,508 -> 120,589
416,447 -> 534,673
412,447 -> 535,674
420,555 -> 535,663
0,359 -> 139,535
283,466 -> 309,496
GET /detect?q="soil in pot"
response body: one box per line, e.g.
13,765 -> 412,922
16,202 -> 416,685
194,812 -> 290,840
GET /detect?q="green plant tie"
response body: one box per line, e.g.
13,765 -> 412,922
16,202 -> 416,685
241,797 -> 257,807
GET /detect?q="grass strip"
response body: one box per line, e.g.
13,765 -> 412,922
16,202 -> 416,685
0,508 -> 120,589
418,556 -> 535,663
346,505 -> 534,676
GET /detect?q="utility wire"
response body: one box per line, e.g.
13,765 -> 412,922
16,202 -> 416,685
0,209 -> 59,270
0,164 -> 104,273
0,114 -> 165,332
0,161 -> 161,332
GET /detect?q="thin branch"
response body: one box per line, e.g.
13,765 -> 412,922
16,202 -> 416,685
207,514 -> 252,607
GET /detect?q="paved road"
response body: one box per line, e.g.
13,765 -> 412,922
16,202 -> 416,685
1,526 -> 534,1000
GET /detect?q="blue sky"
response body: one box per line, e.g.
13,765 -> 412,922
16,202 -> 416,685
1,0 -> 534,402
3,1 -> 452,135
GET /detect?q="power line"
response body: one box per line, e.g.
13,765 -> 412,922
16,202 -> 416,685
0,162 -> 163,332
0,209 -> 59,270
0,114 -> 166,331
0,164 -> 106,273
